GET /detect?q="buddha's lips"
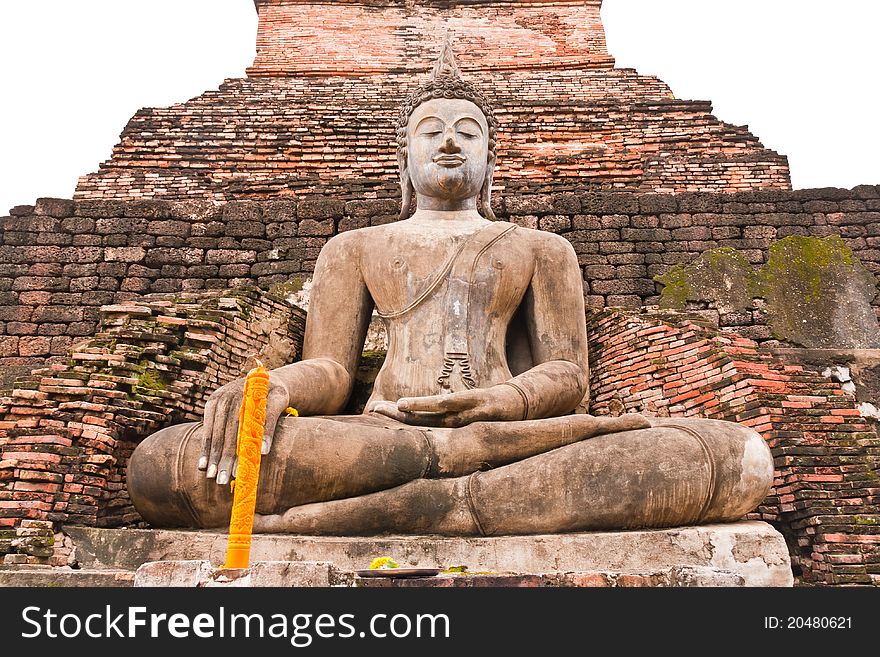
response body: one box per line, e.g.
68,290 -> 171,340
433,155 -> 466,167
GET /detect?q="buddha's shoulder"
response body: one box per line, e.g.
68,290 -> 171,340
503,223 -> 575,252
322,224 -> 388,251
326,222 -> 397,243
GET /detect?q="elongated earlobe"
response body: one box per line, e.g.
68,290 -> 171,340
399,167 -> 415,221
479,155 -> 497,221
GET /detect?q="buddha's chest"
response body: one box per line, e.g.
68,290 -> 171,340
360,232 -> 533,319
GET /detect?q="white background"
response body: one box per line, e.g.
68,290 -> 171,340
1,0 -> 878,215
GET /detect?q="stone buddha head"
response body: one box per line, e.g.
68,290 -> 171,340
396,41 -> 498,220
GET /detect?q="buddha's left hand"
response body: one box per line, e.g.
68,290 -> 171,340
370,385 -> 522,427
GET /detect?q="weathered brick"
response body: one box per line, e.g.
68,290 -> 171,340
143,248 -> 203,267
297,198 -> 345,220
60,217 -> 95,234
18,337 -> 51,357
105,247 -> 146,263
147,220 -> 192,237
639,195 -> 678,214
34,198 -> 74,218
31,307 -> 84,323
297,219 -> 335,236
205,250 -> 257,265
344,199 -> 399,218
12,277 -> 68,292
123,200 -> 173,219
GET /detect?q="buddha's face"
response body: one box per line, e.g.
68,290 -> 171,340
406,98 -> 490,206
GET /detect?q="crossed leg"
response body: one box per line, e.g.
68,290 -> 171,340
252,418 -> 773,536
128,413 -> 650,529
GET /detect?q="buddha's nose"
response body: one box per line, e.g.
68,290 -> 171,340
438,129 -> 461,154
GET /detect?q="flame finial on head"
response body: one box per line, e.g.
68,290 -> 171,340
432,33 -> 463,81
396,35 -> 498,221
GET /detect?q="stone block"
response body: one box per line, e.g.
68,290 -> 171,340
262,200 -> 298,222
2,232 -> 37,247
144,248 -> 204,267
551,193 -> 581,214
226,221 -> 266,238
170,200 -> 222,222
134,560 -> 344,587
123,200 -> 174,219
74,200 -> 127,218
678,194 -> 723,214
538,215 -> 571,232
297,198 -> 345,220
69,521 -> 793,587
756,235 -> 880,348
344,199 -> 398,218
147,220 -> 192,237
95,217 -> 146,235
206,249 -> 256,265
0,568 -> 134,587
639,195 -> 678,214
503,195 -> 554,216
34,198 -> 75,218
9,205 -> 34,216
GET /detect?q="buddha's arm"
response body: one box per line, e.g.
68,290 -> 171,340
374,232 -> 589,427
277,230 -> 373,414
199,231 -> 372,484
509,231 -> 590,417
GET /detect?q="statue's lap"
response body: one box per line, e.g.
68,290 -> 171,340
128,415 -> 773,534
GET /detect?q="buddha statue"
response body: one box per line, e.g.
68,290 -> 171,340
128,44 -> 774,536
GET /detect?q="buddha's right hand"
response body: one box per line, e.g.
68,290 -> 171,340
197,371 -> 291,485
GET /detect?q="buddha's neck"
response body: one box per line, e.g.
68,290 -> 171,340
408,209 -> 488,226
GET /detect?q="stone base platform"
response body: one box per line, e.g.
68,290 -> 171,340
59,521 -> 792,587
0,566 -> 134,587
132,560 -> 751,587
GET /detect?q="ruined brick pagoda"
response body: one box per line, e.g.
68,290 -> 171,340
75,0 -> 790,202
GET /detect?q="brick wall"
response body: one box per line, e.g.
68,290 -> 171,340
249,0 -> 615,77
4,187 -> 880,380
73,0 -> 789,200
0,288 -> 304,565
587,309 -> 880,586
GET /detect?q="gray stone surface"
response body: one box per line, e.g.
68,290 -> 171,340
134,560 -> 349,587
67,521 -> 792,587
355,566 -> 746,587
756,235 -> 880,348
0,567 -> 134,587
656,247 -> 754,314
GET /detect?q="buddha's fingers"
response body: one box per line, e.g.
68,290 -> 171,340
198,398 -> 219,471
262,386 -> 290,455
398,392 -> 479,413
368,401 -> 408,422
206,396 -> 234,479
216,405 -> 241,486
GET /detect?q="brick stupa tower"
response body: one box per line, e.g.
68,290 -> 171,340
75,0 -> 791,202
